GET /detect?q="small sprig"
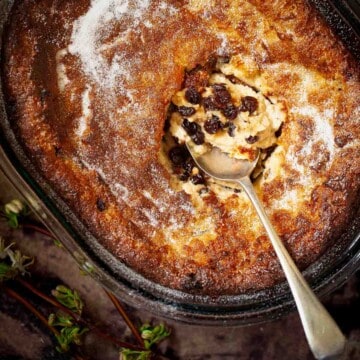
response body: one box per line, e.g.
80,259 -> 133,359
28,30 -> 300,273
15,278 -> 142,353
52,285 -> 84,315
120,349 -> 151,360
1,199 -> 28,229
49,285 -> 88,353
51,316 -> 89,353
48,313 -> 75,328
7,249 -> 34,275
0,237 -> 33,281
140,323 -> 171,350
56,326 -> 89,353
120,323 -> 170,359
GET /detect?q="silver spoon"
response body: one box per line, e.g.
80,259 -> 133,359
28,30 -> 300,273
186,143 -> 346,360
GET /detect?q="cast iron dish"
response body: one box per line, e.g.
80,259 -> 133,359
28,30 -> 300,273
0,0 -> 359,325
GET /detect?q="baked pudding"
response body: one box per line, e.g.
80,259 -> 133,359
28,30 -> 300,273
2,0 -> 360,295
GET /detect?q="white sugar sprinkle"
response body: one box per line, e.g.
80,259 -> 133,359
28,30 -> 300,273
69,0 -> 151,88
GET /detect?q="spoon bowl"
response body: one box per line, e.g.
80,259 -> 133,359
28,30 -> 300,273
187,145 -> 260,181
186,141 -> 346,360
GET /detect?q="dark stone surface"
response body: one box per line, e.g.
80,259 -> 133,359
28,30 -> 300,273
0,172 -> 359,360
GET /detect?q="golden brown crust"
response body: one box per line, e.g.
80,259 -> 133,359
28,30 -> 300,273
2,0 -> 360,295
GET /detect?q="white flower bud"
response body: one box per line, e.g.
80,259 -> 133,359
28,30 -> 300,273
4,199 -> 24,215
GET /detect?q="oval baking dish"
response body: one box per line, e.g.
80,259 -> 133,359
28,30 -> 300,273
0,0 -> 359,325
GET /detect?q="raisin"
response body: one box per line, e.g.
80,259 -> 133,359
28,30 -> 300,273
167,102 -> 178,114
226,122 -> 236,137
183,158 -> 195,173
180,159 -> 196,182
191,173 -> 205,185
275,123 -> 283,137
204,115 -> 223,134
163,117 -> 171,132
182,119 -> 205,145
182,118 -> 198,136
213,84 -> 231,108
180,172 -> 190,181
222,104 -> 238,120
191,130 -> 205,145
203,97 -> 218,111
245,135 -> 259,144
218,55 -> 230,64
178,106 -> 196,117
239,96 -> 258,114
96,198 -> 106,212
263,145 -> 276,159
185,86 -> 201,104
169,145 -> 188,165
54,146 -> 62,156
40,89 -> 50,103
205,55 -> 218,71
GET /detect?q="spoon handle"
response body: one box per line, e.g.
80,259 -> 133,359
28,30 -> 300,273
238,176 -> 346,360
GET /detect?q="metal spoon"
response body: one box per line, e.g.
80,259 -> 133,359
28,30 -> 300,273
186,143 -> 346,360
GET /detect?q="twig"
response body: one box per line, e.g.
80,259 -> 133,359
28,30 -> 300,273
3,285 -> 60,336
17,278 -> 79,319
105,289 -> 144,347
15,213 -> 147,352
3,288 -> 86,360
22,223 -> 54,238
16,278 -> 144,351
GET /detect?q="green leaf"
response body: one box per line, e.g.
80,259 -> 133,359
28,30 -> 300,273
7,213 -> 19,229
53,239 -> 63,248
140,323 -> 171,350
50,285 -> 88,353
48,313 -> 74,327
55,325 -> 89,353
120,323 -> 170,359
52,285 -> 84,315
0,261 -> 14,281
120,349 -> 152,360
